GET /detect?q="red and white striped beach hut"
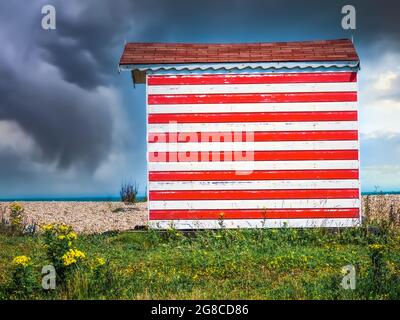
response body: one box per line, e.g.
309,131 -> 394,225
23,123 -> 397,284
119,39 -> 361,229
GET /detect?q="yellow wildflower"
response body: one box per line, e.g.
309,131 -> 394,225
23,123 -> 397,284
66,232 -> 77,240
57,235 -> 66,240
57,224 -> 69,233
11,216 -> 23,226
10,202 -> 23,214
369,243 -> 385,251
41,224 -> 54,232
62,248 -> 85,266
74,249 -> 85,259
96,257 -> 106,266
62,255 -> 75,266
12,255 -> 31,267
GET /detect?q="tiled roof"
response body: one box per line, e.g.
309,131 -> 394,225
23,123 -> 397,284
119,39 -> 359,66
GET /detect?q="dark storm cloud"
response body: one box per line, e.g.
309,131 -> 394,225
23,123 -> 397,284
36,0 -> 167,90
0,60 -> 112,171
37,0 -> 136,89
0,0 -> 399,197
32,0 -> 400,90
0,0 -> 119,174
107,0 -> 400,45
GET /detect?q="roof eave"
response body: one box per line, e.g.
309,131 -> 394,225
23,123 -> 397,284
118,60 -> 360,84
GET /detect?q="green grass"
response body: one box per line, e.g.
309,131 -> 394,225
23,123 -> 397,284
1,226 -> 400,299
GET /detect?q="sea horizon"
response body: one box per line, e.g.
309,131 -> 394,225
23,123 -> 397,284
0,191 -> 399,202
0,196 -> 146,202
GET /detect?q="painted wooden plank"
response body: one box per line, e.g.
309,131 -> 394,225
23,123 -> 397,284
148,102 -> 358,114
148,72 -> 357,85
148,179 -> 361,190
148,121 -> 359,133
148,160 -> 359,171
148,111 -> 357,124
148,218 -> 360,229
148,82 -> 357,95
149,189 -> 360,200
149,169 -> 359,181
148,131 -> 359,143
148,92 -> 357,104
149,208 -> 360,220
149,198 -> 361,210
148,141 -> 359,152
149,150 -> 359,162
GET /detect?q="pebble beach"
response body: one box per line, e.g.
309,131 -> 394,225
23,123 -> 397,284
0,201 -> 147,234
1,195 -> 399,234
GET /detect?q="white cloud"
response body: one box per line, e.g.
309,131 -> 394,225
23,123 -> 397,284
374,71 -> 398,90
361,165 -> 400,192
358,50 -> 400,134
0,120 -> 36,153
360,132 -> 400,191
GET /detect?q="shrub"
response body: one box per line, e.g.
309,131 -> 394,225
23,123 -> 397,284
366,243 -> 387,295
8,255 -> 37,298
10,202 -> 24,226
0,206 -> 9,234
363,195 -> 371,226
59,256 -> 119,299
87,257 -> 116,297
41,223 -> 85,281
120,181 -> 139,204
0,202 -> 26,235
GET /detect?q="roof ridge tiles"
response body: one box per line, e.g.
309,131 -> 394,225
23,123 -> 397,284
120,39 -> 359,66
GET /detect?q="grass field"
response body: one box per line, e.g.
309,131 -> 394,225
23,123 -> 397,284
1,222 -> 400,299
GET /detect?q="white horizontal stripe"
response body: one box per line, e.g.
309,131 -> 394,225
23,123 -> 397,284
148,218 -> 361,229
149,199 -> 360,210
148,160 -> 358,171
148,179 -> 360,191
148,121 -> 358,133
148,140 -> 358,152
148,82 -> 357,94
148,102 -> 357,114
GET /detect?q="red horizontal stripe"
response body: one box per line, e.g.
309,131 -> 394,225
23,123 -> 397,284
148,111 -> 357,124
149,208 -> 360,220
149,169 -> 359,181
149,150 -> 359,162
148,92 -> 357,104
148,72 -> 357,85
149,189 -> 360,201
148,130 -> 358,143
